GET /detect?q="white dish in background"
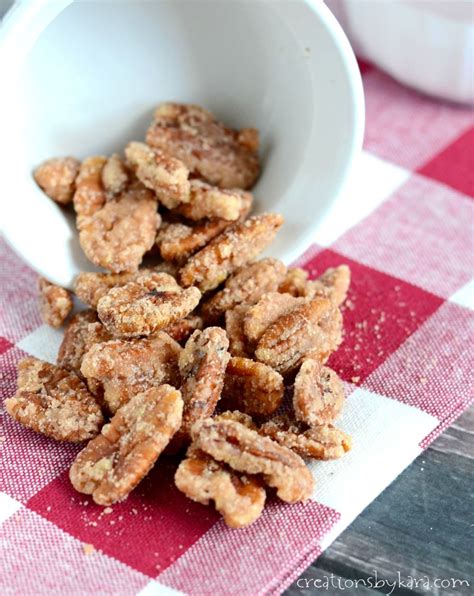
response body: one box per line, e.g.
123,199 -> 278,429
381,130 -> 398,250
0,0 -> 364,289
327,0 -> 474,104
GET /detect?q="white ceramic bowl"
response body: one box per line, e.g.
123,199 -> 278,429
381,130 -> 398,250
0,0 -> 364,289
328,0 -> 474,104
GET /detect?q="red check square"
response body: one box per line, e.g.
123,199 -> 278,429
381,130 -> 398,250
0,337 -> 13,356
303,250 -> 444,383
417,127 -> 474,198
27,461 -> 220,578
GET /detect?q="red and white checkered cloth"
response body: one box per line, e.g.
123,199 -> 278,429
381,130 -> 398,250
1,60 -> 473,595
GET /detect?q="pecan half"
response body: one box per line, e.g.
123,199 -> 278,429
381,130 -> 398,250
221,357 -> 284,417
294,360 -> 345,426
175,180 -> 251,222
57,310 -> 112,377
260,415 -> 352,460
80,331 -> 181,413
192,417 -> 314,503
201,258 -> 287,323
70,385 -> 183,505
175,445 -> 265,528
34,156 -> 80,205
101,153 -> 130,195
243,292 -> 306,346
255,298 -> 342,375
179,213 -> 284,291
6,357 -> 103,442
97,272 -> 201,338
225,305 -> 251,357
38,277 -> 73,328
146,102 -> 260,189
177,328 -> 230,441
125,141 -> 190,208
74,266 -> 178,309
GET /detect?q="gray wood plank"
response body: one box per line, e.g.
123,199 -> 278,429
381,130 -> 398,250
286,407 -> 474,595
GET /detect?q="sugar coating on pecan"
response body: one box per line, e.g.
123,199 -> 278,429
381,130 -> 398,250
80,331 -> 182,413
221,357 -> 284,417
6,357 -> 103,442
175,180 -> 251,222
70,385 -> 183,505
192,417 -> 314,503
97,272 -> 201,338
38,277 -> 73,328
157,192 -> 252,263
255,298 -> 342,375
294,360 -> 345,426
74,266 -> 178,309
278,268 -> 309,297
225,305 -> 251,358
73,156 -> 108,219
76,181 -> 159,273
304,265 -> 351,307
57,310 -> 112,377
34,156 -> 80,205
260,415 -> 352,460
179,213 -> 284,292
201,258 -> 287,323
243,292 -> 306,346
146,102 -> 260,189
125,141 -> 190,209
101,154 -> 130,195
164,315 -> 203,344
177,328 -> 230,440
175,445 -> 265,528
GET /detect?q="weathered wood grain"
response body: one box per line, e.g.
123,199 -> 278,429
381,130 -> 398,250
286,406 -> 474,595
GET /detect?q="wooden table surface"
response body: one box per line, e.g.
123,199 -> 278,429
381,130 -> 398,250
285,405 -> 474,596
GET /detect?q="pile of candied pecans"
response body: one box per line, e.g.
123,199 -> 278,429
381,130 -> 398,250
6,103 -> 353,528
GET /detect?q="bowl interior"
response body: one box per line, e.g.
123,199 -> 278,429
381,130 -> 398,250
2,0 -> 362,288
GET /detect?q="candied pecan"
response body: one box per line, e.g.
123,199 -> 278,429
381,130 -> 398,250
146,102 -> 260,189
278,268 -> 309,297
80,331 -> 181,413
74,266 -> 178,309
192,417 -> 314,503
179,213 -> 284,292
243,292 -> 306,346
57,310 -> 112,376
77,182 -> 159,273
214,410 -> 257,429
255,298 -> 342,375
97,272 -> 201,338
125,141 -> 190,208
201,258 -> 287,322
176,328 -> 230,441
157,193 -> 252,263
34,156 -> 80,205
73,156 -> 108,218
225,305 -> 251,357
70,385 -> 183,505
38,277 -> 73,328
101,153 -> 129,195
175,445 -> 265,528
164,315 -> 203,343
221,357 -> 284,417
260,415 -> 352,460
305,265 -> 351,306
294,360 -> 345,426
5,357 -> 103,442
175,180 -> 251,221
